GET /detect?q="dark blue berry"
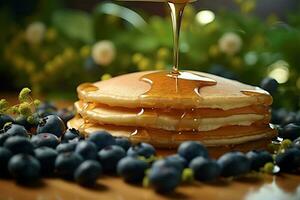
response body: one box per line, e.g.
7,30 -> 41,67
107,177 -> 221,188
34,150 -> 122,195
31,133 -> 59,148
0,133 -> 10,146
178,141 -> 209,162
293,137 -> 300,149
8,154 -> 40,182
127,142 -> 156,158
189,157 -> 221,182
56,142 -> 77,153
281,112 -> 297,126
37,115 -> 66,137
279,123 -> 300,141
62,128 -> 83,143
296,111 -> 300,125
74,160 -> 102,186
55,152 -> 83,179
87,131 -> 115,150
246,150 -> 273,171
4,136 -> 34,155
4,124 -> 28,137
57,108 -> 75,124
115,137 -> 131,151
271,108 -> 288,124
98,145 -> 126,173
260,77 -> 278,95
152,158 -> 184,173
148,165 -> 181,193
275,148 -> 300,172
0,147 -> 13,176
117,156 -> 148,183
34,147 -> 58,175
165,154 -> 187,168
0,114 -> 14,129
15,115 -> 37,131
37,102 -> 57,117
218,152 -> 251,177
75,141 -> 97,160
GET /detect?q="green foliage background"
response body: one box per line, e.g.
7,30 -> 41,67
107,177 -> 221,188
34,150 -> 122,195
0,0 -> 299,110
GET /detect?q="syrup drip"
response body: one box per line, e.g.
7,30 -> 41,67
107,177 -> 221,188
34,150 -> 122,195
79,102 -> 97,132
140,71 -> 217,99
79,83 -> 99,94
241,87 -> 270,96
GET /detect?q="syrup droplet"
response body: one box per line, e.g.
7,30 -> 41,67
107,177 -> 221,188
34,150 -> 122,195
241,87 -> 270,96
140,71 -> 217,100
78,83 -> 99,94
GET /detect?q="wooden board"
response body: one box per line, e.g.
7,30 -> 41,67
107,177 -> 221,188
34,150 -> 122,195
0,173 -> 300,200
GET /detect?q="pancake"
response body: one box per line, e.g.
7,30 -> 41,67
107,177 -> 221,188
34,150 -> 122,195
75,101 -> 270,131
68,115 -> 276,148
77,71 -> 272,110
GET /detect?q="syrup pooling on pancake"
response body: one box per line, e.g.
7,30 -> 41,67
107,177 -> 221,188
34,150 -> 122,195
241,87 -> 272,106
138,71 -> 217,132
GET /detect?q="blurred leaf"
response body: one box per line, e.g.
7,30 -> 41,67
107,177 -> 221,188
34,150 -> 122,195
52,10 -> 93,43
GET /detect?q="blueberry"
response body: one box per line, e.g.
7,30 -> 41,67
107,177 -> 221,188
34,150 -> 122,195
62,128 -> 83,143
4,124 -> 28,137
37,115 -> 66,137
75,141 -> 97,160
57,108 -> 75,124
218,152 -> 251,177
74,160 -> 102,186
98,145 -> 126,173
117,156 -> 148,183
8,154 -> 40,182
55,152 -> 83,179
4,136 -> 34,155
127,143 -> 156,158
275,148 -> 300,172
56,142 -> 77,153
296,111 -> 300,125
152,158 -> 184,173
0,114 -> 14,129
148,165 -> 181,193
31,133 -> 59,148
115,137 -> 131,151
15,115 -> 37,131
260,77 -> 278,95
178,141 -> 209,162
281,112 -> 297,126
279,123 -> 300,141
87,131 -> 115,150
166,154 -> 187,168
34,147 -> 58,175
0,133 -> 10,146
271,108 -> 288,124
0,147 -> 13,176
37,102 -> 57,117
293,137 -> 300,149
189,157 -> 221,182
246,150 -> 273,171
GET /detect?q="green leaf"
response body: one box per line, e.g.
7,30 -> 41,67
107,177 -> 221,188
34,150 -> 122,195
52,10 -> 93,43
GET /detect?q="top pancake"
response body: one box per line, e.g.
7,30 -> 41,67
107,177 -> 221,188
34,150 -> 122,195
77,70 -> 272,110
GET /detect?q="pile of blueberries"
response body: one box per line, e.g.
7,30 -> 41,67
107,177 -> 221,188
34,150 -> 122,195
0,80 -> 300,193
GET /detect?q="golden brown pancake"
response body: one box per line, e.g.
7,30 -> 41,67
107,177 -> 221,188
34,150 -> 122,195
68,115 -> 276,148
75,101 -> 270,131
70,70 -> 276,152
77,71 -> 272,110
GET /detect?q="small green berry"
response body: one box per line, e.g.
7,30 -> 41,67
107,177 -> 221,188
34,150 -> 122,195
18,102 -> 32,116
18,88 -> 31,102
181,168 -> 194,183
281,139 -> 292,150
142,176 -> 149,188
0,99 -> 9,113
262,162 -> 274,174
33,99 -> 41,107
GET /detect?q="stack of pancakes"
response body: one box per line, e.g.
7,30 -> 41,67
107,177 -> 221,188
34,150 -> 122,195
68,70 -> 276,153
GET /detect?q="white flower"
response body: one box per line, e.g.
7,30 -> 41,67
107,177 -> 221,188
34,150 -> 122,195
218,32 -> 242,56
25,22 -> 46,45
92,40 -> 116,66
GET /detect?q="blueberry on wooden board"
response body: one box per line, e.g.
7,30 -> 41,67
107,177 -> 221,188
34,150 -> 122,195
74,160 -> 102,186
37,115 -> 66,137
127,142 -> 156,158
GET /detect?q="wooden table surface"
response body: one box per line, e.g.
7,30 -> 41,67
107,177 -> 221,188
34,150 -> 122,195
0,95 -> 300,200
0,173 -> 300,200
